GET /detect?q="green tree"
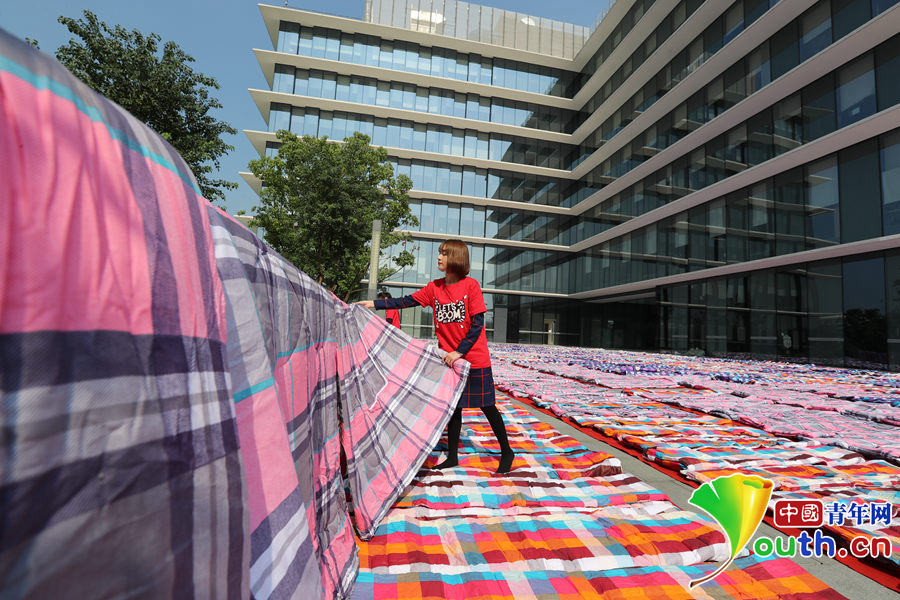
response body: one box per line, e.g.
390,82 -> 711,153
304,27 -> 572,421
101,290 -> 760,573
54,11 -> 236,203
249,131 -> 417,300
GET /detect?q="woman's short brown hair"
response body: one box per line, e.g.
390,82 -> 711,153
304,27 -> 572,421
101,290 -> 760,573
439,240 -> 470,278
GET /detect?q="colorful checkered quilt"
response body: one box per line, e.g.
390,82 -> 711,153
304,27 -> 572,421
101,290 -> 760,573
351,557 -> 847,600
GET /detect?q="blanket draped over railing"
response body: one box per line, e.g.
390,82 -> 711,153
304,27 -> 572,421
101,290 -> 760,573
0,29 -> 466,599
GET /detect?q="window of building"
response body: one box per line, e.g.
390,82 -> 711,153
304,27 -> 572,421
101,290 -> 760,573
807,261 -> 844,364
802,73 -> 836,142
885,250 -> 900,369
771,21 -> 800,80
833,0 -> 871,41
842,255 -> 887,366
774,168 -> 805,255
805,155 -> 840,247
839,138 -> 882,242
799,2 -> 831,62
876,34 -> 900,111
881,129 -> 900,235
836,53 -> 876,128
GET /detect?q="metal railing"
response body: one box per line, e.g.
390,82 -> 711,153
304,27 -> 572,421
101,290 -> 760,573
591,0 -> 619,32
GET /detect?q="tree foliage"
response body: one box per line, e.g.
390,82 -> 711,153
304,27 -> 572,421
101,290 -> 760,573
54,11 -> 237,203
249,131 -> 417,300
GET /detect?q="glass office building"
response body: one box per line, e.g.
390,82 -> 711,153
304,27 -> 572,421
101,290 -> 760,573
243,0 -> 900,369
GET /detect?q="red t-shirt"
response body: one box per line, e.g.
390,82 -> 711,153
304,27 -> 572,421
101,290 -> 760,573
412,277 -> 491,368
385,308 -> 401,328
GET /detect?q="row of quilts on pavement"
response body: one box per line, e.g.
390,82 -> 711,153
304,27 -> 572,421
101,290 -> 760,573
488,348 -> 900,577
501,344 -> 900,402
492,346 -> 900,458
352,398 -> 847,599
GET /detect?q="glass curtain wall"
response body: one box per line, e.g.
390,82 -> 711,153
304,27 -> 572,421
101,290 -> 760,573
277,21 -> 578,95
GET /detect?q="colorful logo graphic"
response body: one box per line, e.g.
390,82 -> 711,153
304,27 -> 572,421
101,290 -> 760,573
687,474 -> 774,588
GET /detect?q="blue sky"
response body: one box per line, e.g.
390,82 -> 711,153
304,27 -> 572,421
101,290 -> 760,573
3,0 -> 603,214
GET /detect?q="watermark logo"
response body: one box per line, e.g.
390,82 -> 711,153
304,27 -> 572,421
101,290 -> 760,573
687,474 -> 773,588
688,476 -> 895,587
757,499 -> 894,560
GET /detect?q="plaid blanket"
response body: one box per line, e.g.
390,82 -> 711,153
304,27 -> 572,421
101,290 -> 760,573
620,434 -> 784,453
446,403 -> 589,456
0,31 -> 247,599
491,345 -> 900,395
212,215 -> 468,598
688,463 -> 900,493
334,305 -> 468,538
644,389 -> 900,461
453,423 -> 587,455
594,420 -> 764,442
519,360 -> 682,389
0,32 -> 468,599
393,472 -> 669,516
422,450 -> 622,480
840,404 -> 900,426
563,403 -> 696,422
354,551 -> 845,600
647,443 -> 866,473
359,509 -> 737,574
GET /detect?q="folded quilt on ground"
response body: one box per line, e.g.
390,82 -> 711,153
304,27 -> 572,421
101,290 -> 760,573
353,550 -> 845,600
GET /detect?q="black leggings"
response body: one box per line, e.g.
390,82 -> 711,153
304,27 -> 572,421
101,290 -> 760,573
445,403 -> 512,459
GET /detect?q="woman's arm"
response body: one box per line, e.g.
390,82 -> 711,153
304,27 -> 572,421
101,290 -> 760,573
374,295 -> 419,310
456,312 -> 484,355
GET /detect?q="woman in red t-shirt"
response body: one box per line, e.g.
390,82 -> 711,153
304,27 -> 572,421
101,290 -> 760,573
358,240 -> 514,474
